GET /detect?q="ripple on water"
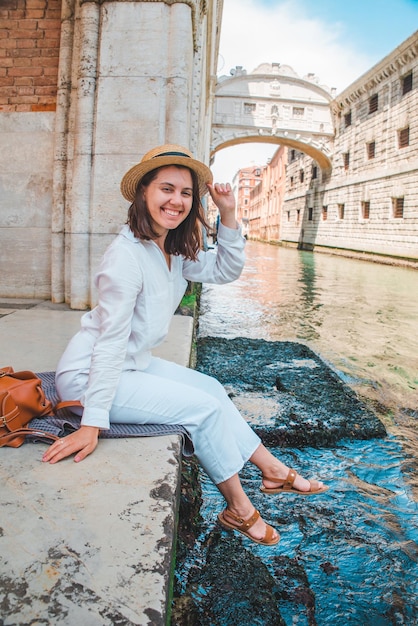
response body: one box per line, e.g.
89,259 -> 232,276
192,438 -> 418,625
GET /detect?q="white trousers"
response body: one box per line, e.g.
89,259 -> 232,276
57,356 -> 261,485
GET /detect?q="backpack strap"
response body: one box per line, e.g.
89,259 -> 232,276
54,400 -> 83,412
0,428 -> 59,448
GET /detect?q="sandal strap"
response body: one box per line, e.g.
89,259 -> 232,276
223,508 -> 260,531
285,469 -> 297,486
262,468 -> 297,487
263,523 -> 276,544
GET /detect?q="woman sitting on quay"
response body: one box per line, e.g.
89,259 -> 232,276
42,144 -> 328,546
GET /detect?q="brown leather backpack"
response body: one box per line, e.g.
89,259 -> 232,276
0,366 -> 81,448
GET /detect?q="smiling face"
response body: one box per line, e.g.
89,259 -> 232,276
142,165 -> 194,237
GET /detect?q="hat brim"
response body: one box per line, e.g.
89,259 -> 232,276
120,155 -> 213,203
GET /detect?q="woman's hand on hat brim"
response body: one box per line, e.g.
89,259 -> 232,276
207,182 -> 237,229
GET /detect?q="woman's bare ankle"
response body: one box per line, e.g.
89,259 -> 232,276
224,504 -> 254,521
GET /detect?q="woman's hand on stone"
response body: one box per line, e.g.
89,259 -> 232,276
42,425 -> 100,464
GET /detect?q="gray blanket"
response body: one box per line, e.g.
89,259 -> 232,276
28,371 -> 193,456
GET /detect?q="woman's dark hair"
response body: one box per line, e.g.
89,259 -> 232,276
127,165 -> 210,261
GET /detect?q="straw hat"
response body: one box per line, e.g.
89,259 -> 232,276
120,144 -> 213,202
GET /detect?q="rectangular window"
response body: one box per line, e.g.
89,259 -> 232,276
361,201 -> 370,219
287,211 -> 291,221
292,107 -> 305,117
322,206 -> 328,221
398,127 -> 410,148
299,169 -> 304,183
367,141 -> 376,159
290,149 -> 296,161
338,203 -> 345,220
402,71 -> 413,95
344,111 -> 352,127
290,176 -> 294,187
312,165 -> 318,179
392,197 -> 404,218
308,207 -> 313,221
244,102 -> 256,114
343,152 -> 350,170
297,209 -> 301,222
369,94 -> 378,114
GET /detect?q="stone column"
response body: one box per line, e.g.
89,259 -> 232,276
68,0 -> 100,309
51,0 -> 218,308
87,0 -> 198,308
165,2 -> 193,144
51,0 -> 75,303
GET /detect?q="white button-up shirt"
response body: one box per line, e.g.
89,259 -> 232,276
61,223 -> 245,429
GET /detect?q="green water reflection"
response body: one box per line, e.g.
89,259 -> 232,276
201,241 -> 418,420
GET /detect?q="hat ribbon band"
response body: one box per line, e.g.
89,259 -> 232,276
153,151 -> 191,159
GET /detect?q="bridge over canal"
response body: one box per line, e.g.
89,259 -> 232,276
211,63 -> 335,170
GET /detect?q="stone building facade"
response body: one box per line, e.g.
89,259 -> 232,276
233,164 -> 263,238
251,144 -> 287,243
280,30 -> 418,265
2,8 -> 417,308
0,0 -> 222,307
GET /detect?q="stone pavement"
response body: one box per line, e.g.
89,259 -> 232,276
0,299 -> 194,626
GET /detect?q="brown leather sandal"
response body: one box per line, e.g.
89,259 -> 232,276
260,468 -> 329,495
217,508 -> 280,546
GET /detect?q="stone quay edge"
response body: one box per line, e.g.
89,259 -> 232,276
0,300 -> 194,626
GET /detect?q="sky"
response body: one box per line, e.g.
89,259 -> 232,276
210,0 -> 418,183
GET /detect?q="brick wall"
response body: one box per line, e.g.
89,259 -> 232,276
0,0 -> 61,112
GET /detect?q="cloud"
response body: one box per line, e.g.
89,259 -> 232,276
217,0 -> 373,93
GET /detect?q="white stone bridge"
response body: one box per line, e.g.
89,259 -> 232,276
211,63 -> 335,170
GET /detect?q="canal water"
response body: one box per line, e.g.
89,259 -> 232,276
199,242 -> 418,424
174,242 -> 418,625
